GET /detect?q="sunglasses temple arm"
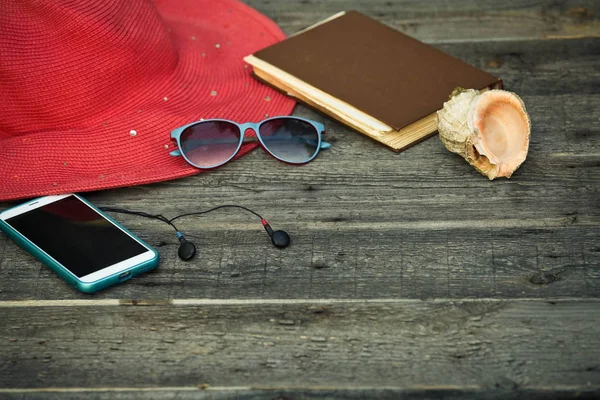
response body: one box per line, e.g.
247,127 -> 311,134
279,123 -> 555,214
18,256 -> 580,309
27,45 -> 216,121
304,139 -> 331,149
242,136 -> 331,150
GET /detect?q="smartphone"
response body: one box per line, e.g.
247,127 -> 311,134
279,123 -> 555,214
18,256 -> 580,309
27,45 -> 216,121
0,194 -> 159,293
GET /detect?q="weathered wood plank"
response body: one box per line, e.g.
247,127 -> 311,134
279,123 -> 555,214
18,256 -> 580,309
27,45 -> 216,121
1,388 -> 600,400
436,38 -> 600,97
242,0 -> 600,41
0,223 -> 597,300
0,301 -> 598,390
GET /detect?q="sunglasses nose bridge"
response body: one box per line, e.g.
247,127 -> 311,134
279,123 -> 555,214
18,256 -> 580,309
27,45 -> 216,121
238,123 -> 259,136
239,123 -> 263,145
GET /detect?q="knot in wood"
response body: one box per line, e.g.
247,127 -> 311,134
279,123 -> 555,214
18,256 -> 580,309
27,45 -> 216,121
530,272 -> 556,285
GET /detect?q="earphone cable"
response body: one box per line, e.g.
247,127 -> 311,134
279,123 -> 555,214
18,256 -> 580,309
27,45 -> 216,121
101,204 -> 289,260
100,204 -> 264,230
99,207 -> 180,232
168,204 -> 263,223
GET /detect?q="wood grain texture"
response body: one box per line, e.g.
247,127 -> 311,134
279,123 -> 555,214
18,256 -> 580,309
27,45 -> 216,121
242,0 -> 600,41
1,225 -> 597,300
0,300 -> 599,391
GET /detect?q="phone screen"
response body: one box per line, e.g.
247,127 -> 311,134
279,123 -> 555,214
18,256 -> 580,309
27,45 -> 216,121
4,196 -> 147,278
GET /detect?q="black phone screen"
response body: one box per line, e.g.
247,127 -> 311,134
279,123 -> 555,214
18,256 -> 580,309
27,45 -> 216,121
5,196 -> 148,277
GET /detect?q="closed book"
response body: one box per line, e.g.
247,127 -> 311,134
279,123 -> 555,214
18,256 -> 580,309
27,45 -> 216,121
244,11 -> 502,151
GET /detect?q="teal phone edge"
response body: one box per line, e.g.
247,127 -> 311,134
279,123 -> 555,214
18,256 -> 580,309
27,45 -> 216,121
0,194 -> 160,293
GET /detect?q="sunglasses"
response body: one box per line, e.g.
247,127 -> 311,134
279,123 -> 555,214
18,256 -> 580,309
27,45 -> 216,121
169,117 -> 331,169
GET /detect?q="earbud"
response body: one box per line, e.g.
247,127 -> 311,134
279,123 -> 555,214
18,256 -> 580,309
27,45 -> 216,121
102,204 -> 291,262
176,219 -> 290,261
176,232 -> 196,261
261,219 -> 291,248
271,229 -> 291,248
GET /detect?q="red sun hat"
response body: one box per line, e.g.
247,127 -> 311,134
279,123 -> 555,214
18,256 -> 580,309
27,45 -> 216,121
0,0 -> 295,202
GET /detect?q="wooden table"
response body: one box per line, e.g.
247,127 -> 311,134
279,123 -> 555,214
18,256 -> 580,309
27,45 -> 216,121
1,1 -> 599,399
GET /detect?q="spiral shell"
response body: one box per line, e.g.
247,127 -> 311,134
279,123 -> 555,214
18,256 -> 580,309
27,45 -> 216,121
437,88 -> 531,179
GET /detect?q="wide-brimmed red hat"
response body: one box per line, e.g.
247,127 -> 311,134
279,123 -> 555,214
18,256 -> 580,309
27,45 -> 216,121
0,0 -> 295,201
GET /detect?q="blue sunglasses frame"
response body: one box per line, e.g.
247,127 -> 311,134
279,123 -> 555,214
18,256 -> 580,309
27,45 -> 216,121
170,116 -> 332,169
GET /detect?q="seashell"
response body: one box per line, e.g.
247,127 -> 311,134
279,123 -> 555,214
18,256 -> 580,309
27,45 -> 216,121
437,88 -> 531,179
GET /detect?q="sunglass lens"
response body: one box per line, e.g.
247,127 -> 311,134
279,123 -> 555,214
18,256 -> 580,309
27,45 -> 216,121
179,121 -> 241,168
258,118 -> 320,163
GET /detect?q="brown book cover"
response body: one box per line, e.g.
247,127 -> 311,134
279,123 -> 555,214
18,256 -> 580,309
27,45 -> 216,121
246,11 -> 502,151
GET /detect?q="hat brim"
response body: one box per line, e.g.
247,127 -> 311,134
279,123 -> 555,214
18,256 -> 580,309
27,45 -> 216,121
0,0 -> 295,201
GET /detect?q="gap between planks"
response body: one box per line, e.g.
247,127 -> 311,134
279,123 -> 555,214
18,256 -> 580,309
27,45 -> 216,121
1,385 -> 599,393
115,217 -> 595,232
0,298 -> 599,308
